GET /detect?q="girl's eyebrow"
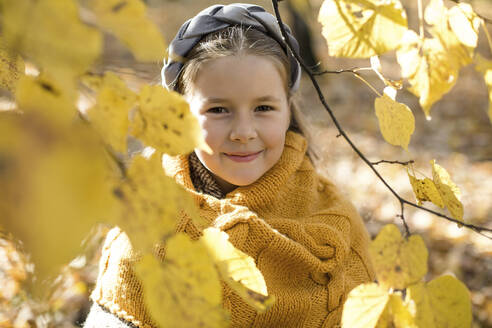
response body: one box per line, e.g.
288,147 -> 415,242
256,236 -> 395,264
204,95 -> 280,103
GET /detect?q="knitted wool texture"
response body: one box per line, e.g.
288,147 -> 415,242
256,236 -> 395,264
189,150 -> 225,199
89,131 -> 375,328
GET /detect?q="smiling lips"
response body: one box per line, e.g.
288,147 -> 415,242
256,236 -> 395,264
224,150 -> 263,162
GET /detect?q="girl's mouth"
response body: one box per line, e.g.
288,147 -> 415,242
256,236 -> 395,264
224,151 -> 263,162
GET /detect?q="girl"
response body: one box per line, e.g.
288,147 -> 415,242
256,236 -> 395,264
84,3 -> 375,328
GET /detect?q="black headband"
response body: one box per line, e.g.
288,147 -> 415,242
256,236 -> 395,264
161,3 -> 301,92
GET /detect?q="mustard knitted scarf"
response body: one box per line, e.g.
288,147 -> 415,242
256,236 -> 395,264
90,131 -> 375,328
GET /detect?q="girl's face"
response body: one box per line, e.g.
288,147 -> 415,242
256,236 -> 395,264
185,54 -> 291,194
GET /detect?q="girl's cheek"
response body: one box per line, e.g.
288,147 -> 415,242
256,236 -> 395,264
199,120 -> 225,150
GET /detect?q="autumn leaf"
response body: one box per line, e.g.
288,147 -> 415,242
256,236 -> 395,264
0,43 -> 24,93
131,85 -> 212,155
374,90 -> 415,150
431,160 -> 464,223
318,0 -> 407,58
88,0 -> 166,62
369,224 -> 428,290
372,292 -> 417,328
425,0 -> 474,68
405,275 -> 472,328
387,293 -> 417,328
396,31 -> 458,119
3,0 -> 102,87
341,283 -> 390,328
135,235 -> 229,328
114,152 -> 198,253
475,54 -> 492,124
15,73 -> 78,127
86,72 -> 137,153
318,0 -> 408,58
201,228 -> 275,312
0,113 -> 118,294
448,3 -> 482,48
396,0 -> 474,118
407,169 -> 444,208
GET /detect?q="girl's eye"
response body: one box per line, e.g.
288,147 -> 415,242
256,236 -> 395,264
207,107 -> 228,114
255,105 -> 274,112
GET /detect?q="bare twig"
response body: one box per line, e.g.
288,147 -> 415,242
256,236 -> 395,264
417,0 -> 424,40
271,0 -> 492,239
371,160 -> 415,166
315,67 -> 381,96
399,202 -> 410,238
482,21 -> 492,54
314,67 -> 371,76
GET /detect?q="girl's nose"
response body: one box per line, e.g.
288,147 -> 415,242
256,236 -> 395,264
229,113 -> 258,143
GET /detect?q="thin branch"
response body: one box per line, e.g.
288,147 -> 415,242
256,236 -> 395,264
399,202 -> 410,238
353,73 -> 382,97
482,21 -> 492,54
447,0 -> 492,25
315,66 -> 382,96
417,0 -> 424,40
371,160 -> 415,166
314,67 -> 372,75
271,0 -> 492,240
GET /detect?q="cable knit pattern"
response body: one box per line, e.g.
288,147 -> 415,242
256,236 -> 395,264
88,131 -> 375,328
188,150 -> 225,199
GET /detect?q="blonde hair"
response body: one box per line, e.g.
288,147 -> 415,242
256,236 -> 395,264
174,25 -> 319,162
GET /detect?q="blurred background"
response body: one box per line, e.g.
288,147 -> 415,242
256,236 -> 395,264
1,0 -> 491,326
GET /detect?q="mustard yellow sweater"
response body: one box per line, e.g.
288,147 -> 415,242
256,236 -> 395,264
89,131 -> 375,328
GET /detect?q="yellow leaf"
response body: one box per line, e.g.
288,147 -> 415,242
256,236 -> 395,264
407,170 -> 444,207
0,113 -> 119,293
425,0 -> 474,68
431,160 -> 464,223
341,282 -> 390,328
448,3 -> 482,48
405,275 -> 472,328
396,31 -> 459,118
87,72 -> 137,153
0,0 -> 31,52
15,73 -> 77,126
369,224 -> 428,289
318,0 -> 408,58
131,85 -> 212,155
0,44 -> 24,93
135,235 -> 229,328
388,293 -> 417,328
374,93 -> 415,150
115,153 -> 196,252
397,0 -> 474,118
373,292 -> 417,328
475,55 -> 492,124
201,228 -> 275,312
88,0 -> 166,62
3,0 -> 102,86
